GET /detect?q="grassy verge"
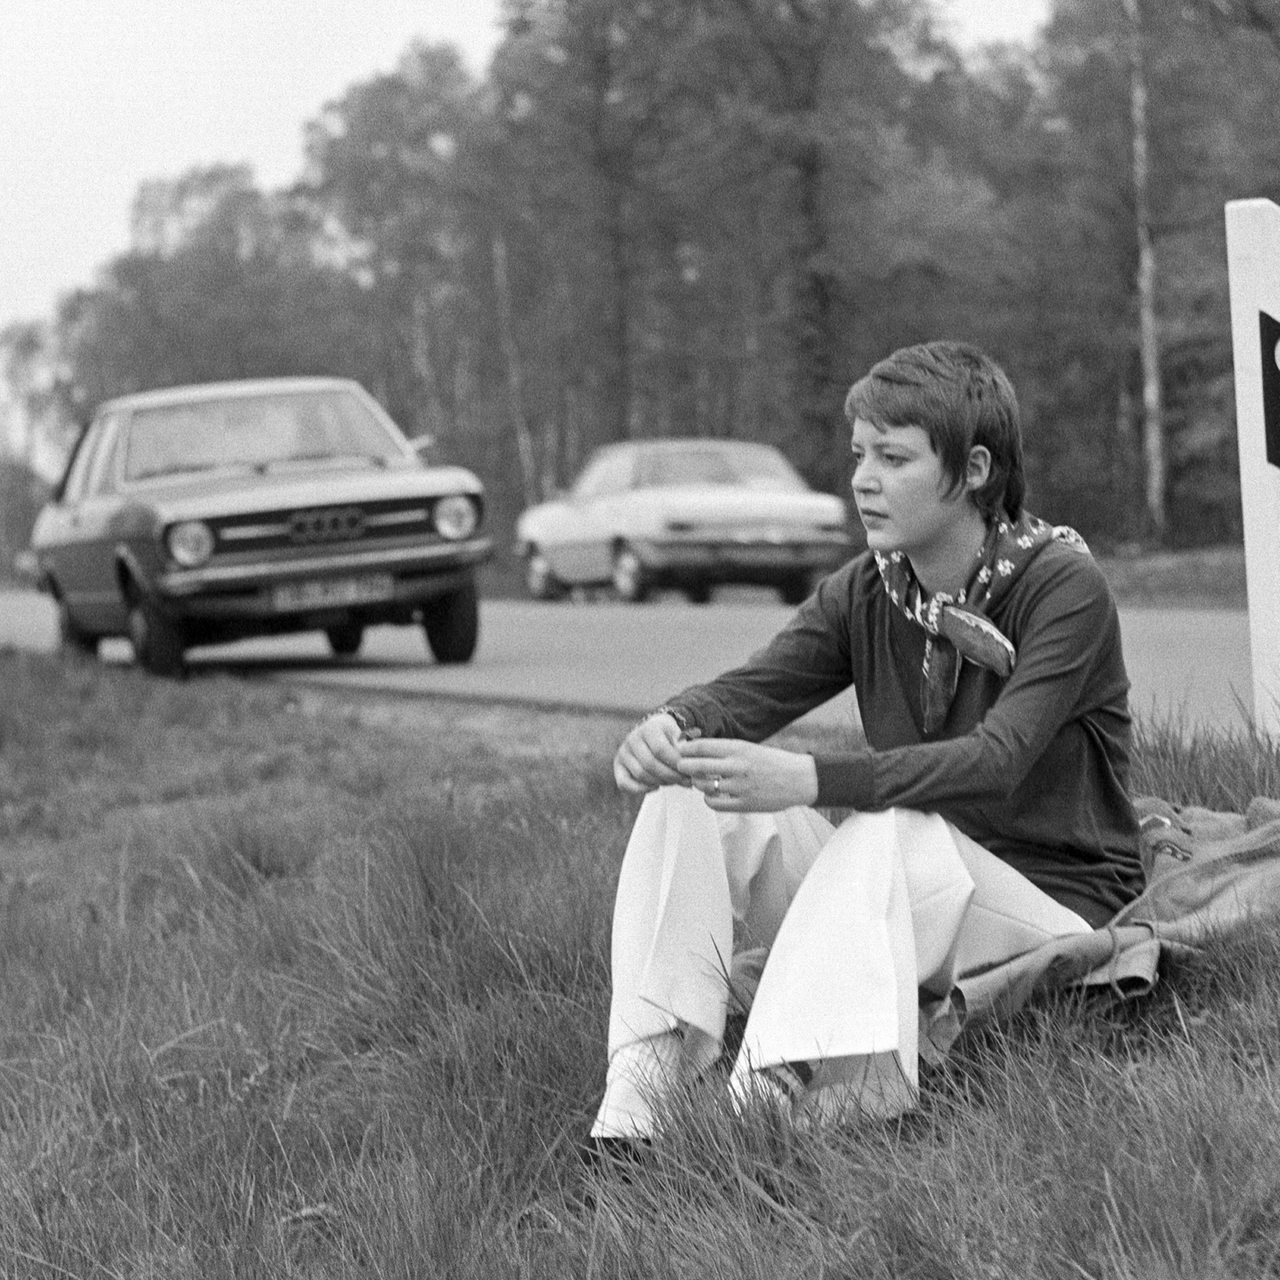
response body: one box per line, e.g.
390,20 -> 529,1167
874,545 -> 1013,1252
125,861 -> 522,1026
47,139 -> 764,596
2,652 -> 1280,1277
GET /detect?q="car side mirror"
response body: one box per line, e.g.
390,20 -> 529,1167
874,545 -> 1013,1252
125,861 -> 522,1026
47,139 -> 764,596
409,434 -> 436,456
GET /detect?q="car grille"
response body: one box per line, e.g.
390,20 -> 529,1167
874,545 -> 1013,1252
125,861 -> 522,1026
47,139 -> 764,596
207,498 -> 447,558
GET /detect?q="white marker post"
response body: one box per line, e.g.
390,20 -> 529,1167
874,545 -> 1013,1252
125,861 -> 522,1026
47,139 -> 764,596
1226,198 -> 1280,735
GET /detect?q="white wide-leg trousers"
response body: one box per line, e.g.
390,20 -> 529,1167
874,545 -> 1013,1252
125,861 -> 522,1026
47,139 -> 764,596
592,786 -> 1092,1138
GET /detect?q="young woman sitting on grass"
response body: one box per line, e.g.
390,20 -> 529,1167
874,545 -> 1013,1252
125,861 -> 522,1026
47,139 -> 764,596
592,340 -> 1146,1144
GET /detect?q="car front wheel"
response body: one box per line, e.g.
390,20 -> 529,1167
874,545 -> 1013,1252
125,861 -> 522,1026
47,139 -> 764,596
126,590 -> 187,678
422,577 -> 479,664
326,622 -> 364,657
612,544 -> 650,603
524,546 -> 567,601
777,573 -> 812,607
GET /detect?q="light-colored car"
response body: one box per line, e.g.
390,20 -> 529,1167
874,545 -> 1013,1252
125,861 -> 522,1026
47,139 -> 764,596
515,438 -> 853,604
27,376 -> 491,676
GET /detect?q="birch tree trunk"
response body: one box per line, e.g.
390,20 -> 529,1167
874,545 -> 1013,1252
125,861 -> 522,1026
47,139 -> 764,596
491,233 -> 541,508
410,286 -> 449,443
1123,0 -> 1166,539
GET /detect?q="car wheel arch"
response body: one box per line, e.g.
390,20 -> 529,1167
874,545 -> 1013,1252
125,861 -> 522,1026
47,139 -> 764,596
114,547 -> 152,603
119,564 -> 187,678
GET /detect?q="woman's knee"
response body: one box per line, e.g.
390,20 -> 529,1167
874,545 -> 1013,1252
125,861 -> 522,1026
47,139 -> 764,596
831,806 -> 949,848
637,783 -> 702,816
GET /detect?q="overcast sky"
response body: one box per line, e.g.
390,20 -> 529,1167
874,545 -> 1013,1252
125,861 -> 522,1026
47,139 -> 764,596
1,0 -> 1048,334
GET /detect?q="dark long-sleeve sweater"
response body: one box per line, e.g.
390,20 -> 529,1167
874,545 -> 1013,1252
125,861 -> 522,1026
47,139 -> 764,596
664,544 -> 1145,927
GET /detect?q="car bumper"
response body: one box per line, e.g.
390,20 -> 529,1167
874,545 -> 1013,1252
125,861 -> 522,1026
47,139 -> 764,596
152,536 -> 492,621
634,536 -> 851,578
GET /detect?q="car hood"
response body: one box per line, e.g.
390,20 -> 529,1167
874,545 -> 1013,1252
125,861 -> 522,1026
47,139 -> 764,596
118,462 -> 484,522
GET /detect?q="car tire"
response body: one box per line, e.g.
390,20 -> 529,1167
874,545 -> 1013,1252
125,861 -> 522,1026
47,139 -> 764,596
126,590 -> 187,678
777,573 -> 812,607
326,622 -> 364,657
422,577 -> 479,664
56,598 -> 99,658
612,544 -> 650,603
683,582 -> 712,605
524,546 -> 567,601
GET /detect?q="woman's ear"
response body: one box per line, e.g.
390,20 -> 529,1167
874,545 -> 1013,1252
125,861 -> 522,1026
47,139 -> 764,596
965,445 -> 992,493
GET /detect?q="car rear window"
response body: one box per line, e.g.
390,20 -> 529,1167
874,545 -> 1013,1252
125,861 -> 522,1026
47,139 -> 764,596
638,445 -> 808,492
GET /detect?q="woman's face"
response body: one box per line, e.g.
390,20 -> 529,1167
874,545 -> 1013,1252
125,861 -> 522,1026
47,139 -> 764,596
849,417 -> 975,562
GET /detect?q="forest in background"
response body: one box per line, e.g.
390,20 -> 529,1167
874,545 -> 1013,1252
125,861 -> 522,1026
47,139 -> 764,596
5,0 -> 1280,554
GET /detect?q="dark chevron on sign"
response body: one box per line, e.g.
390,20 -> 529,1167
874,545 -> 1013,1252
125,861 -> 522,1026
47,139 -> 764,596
1262,310 -> 1280,470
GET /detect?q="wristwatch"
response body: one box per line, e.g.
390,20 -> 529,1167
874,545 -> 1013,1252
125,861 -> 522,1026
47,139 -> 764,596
641,704 -> 691,733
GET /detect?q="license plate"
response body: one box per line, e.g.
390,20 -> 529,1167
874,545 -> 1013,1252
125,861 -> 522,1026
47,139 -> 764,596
271,573 -> 395,612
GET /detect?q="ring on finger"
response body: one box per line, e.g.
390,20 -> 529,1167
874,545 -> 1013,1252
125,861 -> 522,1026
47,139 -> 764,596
712,775 -> 722,796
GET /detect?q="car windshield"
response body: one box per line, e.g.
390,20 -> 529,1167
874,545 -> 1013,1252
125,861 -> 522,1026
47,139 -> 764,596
122,388 -> 404,482
636,444 -> 808,492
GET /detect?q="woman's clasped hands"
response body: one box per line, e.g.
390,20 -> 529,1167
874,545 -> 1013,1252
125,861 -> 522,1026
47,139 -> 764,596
677,736 -> 819,812
612,712 -> 818,812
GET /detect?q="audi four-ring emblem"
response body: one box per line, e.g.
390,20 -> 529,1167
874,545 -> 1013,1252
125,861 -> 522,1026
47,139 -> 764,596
289,507 -> 366,544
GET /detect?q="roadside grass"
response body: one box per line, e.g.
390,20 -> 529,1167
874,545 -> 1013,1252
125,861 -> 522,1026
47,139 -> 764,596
2,652 -> 1280,1277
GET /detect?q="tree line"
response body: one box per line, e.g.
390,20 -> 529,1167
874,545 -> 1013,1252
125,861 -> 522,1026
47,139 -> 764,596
6,0 -> 1280,553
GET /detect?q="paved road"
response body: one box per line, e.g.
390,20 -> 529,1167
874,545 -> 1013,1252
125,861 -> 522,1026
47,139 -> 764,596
0,588 -> 1255,734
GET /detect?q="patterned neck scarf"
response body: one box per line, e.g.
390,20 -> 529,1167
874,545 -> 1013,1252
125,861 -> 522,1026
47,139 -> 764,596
875,512 -> 1090,733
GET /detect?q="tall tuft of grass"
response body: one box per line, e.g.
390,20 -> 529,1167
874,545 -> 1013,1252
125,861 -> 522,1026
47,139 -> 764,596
1132,712 -> 1280,811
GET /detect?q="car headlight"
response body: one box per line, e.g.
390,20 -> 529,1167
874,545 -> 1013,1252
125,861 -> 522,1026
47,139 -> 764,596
167,520 -> 215,567
433,495 -> 478,540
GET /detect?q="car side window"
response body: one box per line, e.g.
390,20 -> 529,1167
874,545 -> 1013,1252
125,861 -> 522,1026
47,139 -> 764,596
83,413 -> 123,497
571,455 -> 608,499
573,450 -> 634,498
59,418 -> 110,504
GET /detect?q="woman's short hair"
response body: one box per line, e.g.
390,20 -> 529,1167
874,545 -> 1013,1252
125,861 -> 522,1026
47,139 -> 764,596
844,340 -> 1025,521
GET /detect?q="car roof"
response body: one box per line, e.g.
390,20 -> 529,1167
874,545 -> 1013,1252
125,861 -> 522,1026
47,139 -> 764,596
96,376 -> 366,414
596,438 -> 780,455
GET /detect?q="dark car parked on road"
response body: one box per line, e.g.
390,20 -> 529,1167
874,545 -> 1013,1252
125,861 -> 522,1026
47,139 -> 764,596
27,377 -> 491,676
